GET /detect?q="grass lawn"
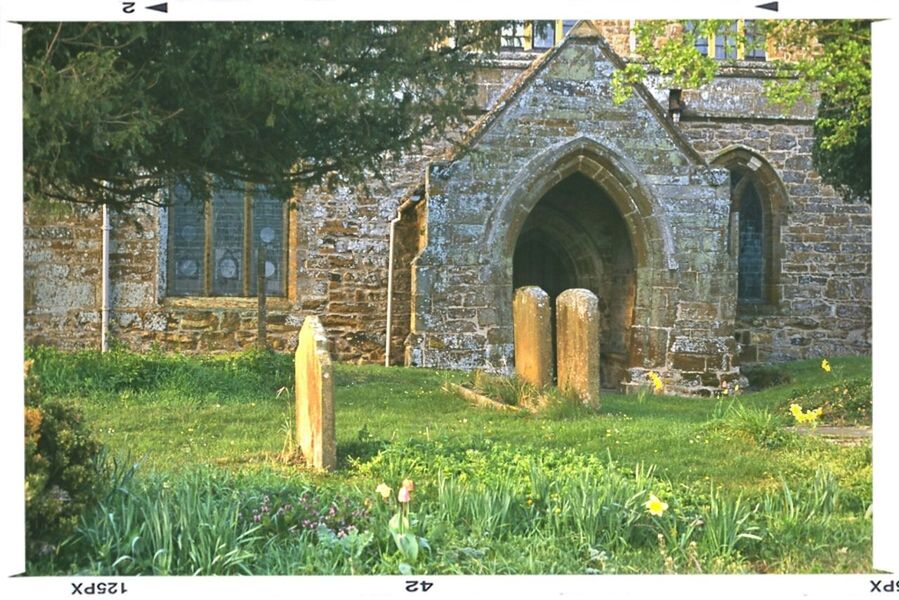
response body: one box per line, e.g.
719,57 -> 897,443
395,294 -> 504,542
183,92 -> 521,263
25,347 -> 872,575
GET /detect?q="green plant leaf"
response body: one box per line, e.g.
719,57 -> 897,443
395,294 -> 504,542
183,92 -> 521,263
393,532 -> 419,562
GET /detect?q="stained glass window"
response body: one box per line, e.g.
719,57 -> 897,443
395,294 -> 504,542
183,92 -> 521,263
167,181 -> 287,297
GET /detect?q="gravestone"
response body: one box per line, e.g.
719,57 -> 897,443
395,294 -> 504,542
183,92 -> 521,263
295,316 -> 336,470
556,288 -> 600,406
513,286 -> 553,388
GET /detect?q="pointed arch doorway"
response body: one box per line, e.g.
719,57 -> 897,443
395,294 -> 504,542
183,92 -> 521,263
512,172 -> 636,388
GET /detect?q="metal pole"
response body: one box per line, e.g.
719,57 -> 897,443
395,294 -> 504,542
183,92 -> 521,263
101,203 -> 111,352
257,243 -> 268,349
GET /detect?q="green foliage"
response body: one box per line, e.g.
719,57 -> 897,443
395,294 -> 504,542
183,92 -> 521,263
766,20 -> 871,202
468,370 -> 539,407
812,87 -> 871,202
23,22 -> 506,208
26,350 -> 872,574
25,361 -> 104,562
614,19 -> 871,201
697,488 -> 762,558
464,370 -> 598,417
71,471 -> 262,575
786,376 -> 871,426
25,345 -> 294,400
709,402 -> 788,449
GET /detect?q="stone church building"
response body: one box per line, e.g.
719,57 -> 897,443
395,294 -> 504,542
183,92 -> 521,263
23,20 -> 872,395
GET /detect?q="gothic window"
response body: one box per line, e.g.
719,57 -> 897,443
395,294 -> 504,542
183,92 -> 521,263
167,181 -> 287,297
727,165 -> 782,310
532,21 -> 557,49
736,179 -> 765,302
687,20 -> 766,61
714,21 -> 739,59
685,21 -> 709,56
501,22 -> 526,49
744,20 -> 767,60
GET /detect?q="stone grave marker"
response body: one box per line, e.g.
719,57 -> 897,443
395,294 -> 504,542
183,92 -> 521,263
513,286 -> 553,389
556,288 -> 600,406
295,315 -> 336,470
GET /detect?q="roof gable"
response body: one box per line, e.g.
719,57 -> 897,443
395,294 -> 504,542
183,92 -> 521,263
451,25 -> 707,167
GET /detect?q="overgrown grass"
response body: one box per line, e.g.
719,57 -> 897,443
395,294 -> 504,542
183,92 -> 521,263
24,347 -> 873,574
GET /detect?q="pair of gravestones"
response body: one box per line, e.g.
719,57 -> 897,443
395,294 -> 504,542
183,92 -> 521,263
513,286 -> 600,406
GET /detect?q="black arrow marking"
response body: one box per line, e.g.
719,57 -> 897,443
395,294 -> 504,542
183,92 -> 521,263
147,2 -> 168,13
756,2 -> 779,11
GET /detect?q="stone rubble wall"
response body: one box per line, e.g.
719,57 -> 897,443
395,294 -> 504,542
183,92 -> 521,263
673,69 -> 872,364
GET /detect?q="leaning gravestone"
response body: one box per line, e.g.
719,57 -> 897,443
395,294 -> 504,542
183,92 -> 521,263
295,316 -> 337,470
556,289 -> 600,407
513,286 -> 553,389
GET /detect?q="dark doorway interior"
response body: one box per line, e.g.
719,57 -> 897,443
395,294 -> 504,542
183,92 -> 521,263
512,173 -> 636,388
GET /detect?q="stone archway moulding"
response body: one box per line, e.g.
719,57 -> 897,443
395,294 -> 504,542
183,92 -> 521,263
709,144 -> 790,214
484,136 -> 678,275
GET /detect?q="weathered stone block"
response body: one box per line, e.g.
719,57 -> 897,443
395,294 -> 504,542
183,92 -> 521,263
295,316 -> 336,471
513,286 -> 553,389
556,289 -> 600,406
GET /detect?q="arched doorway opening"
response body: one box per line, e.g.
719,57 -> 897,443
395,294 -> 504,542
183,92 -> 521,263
512,172 -> 636,388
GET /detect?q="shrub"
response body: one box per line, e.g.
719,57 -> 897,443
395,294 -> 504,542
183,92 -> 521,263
708,402 -> 788,449
25,359 -> 103,561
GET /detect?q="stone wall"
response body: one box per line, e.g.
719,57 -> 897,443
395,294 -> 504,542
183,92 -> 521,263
673,66 -> 872,363
23,199 -> 308,353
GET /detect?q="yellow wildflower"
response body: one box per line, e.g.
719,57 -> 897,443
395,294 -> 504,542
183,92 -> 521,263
790,403 -> 822,425
645,493 -> 669,517
821,359 -> 831,373
648,371 -> 663,392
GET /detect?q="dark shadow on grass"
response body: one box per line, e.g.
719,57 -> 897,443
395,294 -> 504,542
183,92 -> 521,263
337,439 -> 389,469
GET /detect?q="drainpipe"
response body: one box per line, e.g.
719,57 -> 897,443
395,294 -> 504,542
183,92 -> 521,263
384,196 -> 417,367
101,203 -> 111,352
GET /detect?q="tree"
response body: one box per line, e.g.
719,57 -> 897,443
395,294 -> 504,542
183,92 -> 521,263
612,19 -> 871,202
23,22 -> 505,207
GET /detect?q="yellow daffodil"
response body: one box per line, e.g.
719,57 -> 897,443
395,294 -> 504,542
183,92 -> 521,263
790,403 -> 822,425
648,371 -> 663,392
645,493 -> 669,516
375,483 -> 392,500
821,359 -> 831,373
